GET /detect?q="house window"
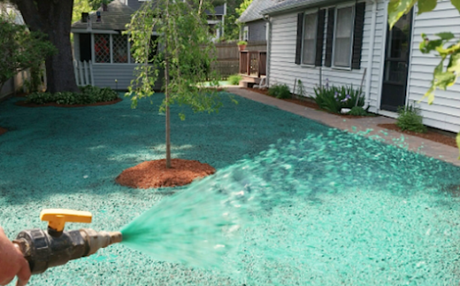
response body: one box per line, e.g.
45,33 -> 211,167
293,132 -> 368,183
243,26 -> 248,41
94,34 -> 110,63
333,6 -> 354,67
302,12 -> 317,65
113,34 -> 128,63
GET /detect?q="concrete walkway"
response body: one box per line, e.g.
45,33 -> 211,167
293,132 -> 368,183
226,87 -> 460,167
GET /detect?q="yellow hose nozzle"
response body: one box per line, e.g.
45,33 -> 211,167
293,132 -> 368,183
40,209 -> 92,233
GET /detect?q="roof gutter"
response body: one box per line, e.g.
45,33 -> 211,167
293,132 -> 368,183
262,0 -> 338,16
263,14 -> 271,86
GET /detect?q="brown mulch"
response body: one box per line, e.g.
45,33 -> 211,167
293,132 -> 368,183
15,98 -> 122,108
244,87 -> 458,148
243,87 -> 372,119
0,127 -> 7,136
378,123 -> 457,148
116,158 -> 216,189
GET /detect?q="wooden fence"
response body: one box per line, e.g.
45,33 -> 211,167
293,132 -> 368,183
212,41 -> 267,78
73,60 -> 94,86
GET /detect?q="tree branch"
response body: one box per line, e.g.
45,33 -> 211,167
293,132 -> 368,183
10,0 -> 44,31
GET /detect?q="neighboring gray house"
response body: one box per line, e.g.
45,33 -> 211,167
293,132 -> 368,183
237,0 -> 275,42
261,0 -> 460,134
71,0 -> 226,90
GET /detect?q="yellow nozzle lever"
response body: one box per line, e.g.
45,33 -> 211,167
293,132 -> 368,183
40,209 -> 92,232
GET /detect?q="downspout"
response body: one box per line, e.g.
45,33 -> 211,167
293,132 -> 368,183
263,15 -> 271,87
222,3 -> 226,38
365,0 -> 378,109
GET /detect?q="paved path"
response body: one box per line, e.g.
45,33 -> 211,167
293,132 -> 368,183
227,87 -> 460,167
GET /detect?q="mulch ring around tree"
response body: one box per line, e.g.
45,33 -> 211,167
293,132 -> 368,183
0,127 -> 7,136
378,123 -> 457,148
15,98 -> 122,108
116,158 -> 216,189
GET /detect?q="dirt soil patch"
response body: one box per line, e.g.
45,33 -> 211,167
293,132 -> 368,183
0,127 -> 6,136
15,98 -> 122,108
243,88 -> 372,119
378,123 -> 457,148
116,158 -> 216,189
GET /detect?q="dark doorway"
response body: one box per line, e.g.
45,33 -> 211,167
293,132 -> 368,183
380,11 -> 413,112
79,33 -> 92,62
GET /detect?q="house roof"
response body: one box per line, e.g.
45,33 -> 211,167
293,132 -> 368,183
238,0 -> 276,23
261,0 -> 339,15
71,0 -> 135,31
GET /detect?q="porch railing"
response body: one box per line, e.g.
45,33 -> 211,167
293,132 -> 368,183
73,60 -> 94,86
239,51 -> 267,77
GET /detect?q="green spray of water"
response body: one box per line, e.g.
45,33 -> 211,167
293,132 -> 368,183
117,129 -> 460,283
120,181 -> 243,269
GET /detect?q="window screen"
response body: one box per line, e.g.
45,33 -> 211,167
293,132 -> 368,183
334,7 -> 353,67
302,13 -> 317,65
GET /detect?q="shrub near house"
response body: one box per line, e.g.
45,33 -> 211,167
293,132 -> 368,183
313,82 -> 364,114
0,15 -> 56,91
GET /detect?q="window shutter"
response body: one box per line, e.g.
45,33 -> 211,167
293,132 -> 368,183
352,2 -> 366,69
315,10 -> 326,66
295,13 -> 304,65
325,8 -> 335,67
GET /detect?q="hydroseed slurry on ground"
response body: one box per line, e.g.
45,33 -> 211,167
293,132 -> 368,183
1,93 -> 460,285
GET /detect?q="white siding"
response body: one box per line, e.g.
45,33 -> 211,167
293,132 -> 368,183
407,0 -> 460,133
268,0 -> 386,113
93,64 -> 139,90
92,64 -> 163,90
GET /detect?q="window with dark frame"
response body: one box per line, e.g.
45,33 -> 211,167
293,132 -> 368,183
333,6 -> 354,68
302,12 -> 317,65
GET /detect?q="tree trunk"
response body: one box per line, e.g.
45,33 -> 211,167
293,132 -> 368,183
164,0 -> 171,169
13,0 -> 79,93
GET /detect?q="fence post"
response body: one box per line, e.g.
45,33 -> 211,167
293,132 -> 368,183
73,61 -> 80,86
78,62 -> 84,86
89,62 -> 94,86
246,52 -> 250,76
84,61 -> 90,86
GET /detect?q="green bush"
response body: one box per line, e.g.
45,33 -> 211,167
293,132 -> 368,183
228,74 -> 242,85
313,83 -> 364,113
396,105 -> 427,133
268,84 -> 291,99
26,86 -> 119,105
237,40 -> 247,46
348,106 -> 369,116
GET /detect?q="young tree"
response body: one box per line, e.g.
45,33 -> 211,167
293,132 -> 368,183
388,0 -> 460,156
0,14 -> 56,92
127,0 -> 223,168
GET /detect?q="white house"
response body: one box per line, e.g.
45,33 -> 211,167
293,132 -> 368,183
261,0 -> 460,133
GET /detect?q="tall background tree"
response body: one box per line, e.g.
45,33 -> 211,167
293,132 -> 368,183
0,13 -> 56,92
127,0 -> 224,168
223,0 -> 246,40
388,0 -> 460,155
1,0 -> 81,93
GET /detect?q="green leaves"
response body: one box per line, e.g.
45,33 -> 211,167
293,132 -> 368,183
418,0 -> 437,13
0,15 -> 56,89
451,0 -> 460,12
126,0 -> 226,118
388,0 -> 417,28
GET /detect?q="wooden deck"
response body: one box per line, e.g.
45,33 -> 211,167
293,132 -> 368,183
239,51 -> 267,78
